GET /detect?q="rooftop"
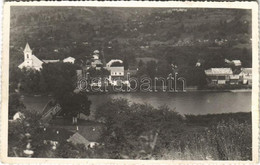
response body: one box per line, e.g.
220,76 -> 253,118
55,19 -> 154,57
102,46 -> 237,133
205,68 -> 233,76
240,68 -> 252,75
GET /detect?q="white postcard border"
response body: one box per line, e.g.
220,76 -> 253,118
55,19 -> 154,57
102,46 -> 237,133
1,1 -> 259,164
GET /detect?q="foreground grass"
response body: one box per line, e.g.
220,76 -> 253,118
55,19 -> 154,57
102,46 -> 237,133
156,119 -> 251,160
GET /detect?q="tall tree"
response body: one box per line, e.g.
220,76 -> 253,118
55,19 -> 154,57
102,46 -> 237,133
59,92 -> 91,120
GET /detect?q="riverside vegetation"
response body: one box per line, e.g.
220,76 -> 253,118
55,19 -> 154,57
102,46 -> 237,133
9,97 -> 252,160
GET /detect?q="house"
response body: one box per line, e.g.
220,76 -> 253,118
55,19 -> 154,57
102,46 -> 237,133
93,54 -> 99,60
232,60 -> 242,67
229,74 -> 240,85
42,60 -> 60,63
91,60 -> 103,69
18,43 -> 43,71
204,68 -> 233,85
92,50 -> 100,60
67,132 -> 91,148
67,132 -> 99,149
225,59 -> 242,67
106,60 -> 125,86
239,68 -> 252,85
63,57 -> 75,64
13,112 -> 25,121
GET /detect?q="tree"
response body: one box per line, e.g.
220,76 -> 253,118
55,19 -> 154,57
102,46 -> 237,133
58,92 -> 91,122
9,67 -> 23,93
8,93 -> 25,119
123,55 -> 129,70
88,67 -> 110,78
146,60 -> 157,79
95,98 -> 184,159
138,60 -> 144,68
8,111 -> 52,157
41,62 -> 79,97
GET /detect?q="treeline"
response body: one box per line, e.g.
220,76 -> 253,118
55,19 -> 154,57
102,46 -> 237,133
9,63 -> 92,120
9,63 -> 79,95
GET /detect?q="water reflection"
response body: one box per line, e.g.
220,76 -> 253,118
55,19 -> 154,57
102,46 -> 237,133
89,92 -> 251,115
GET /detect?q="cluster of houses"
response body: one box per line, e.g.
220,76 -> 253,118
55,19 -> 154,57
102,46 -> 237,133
204,60 -> 252,86
18,43 -> 252,88
18,43 -> 130,87
76,50 -> 130,87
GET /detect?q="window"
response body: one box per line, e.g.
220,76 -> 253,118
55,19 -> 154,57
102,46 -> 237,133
27,54 -> 29,58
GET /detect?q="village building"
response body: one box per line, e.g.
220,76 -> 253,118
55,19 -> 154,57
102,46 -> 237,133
18,43 -> 43,71
90,50 -> 103,70
106,60 -> 125,86
204,68 -> 233,85
63,57 -> 75,64
239,68 -> 252,85
42,60 -> 60,63
205,67 -> 252,86
232,60 -> 242,67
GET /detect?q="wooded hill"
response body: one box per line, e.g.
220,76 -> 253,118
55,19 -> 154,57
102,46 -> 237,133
9,7 -> 252,71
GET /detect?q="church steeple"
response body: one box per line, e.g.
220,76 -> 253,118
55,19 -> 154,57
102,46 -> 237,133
23,43 -> 32,61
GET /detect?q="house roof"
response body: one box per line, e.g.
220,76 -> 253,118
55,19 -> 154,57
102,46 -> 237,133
106,59 -> 123,67
240,68 -> 252,75
42,60 -> 60,63
48,118 -> 103,142
63,57 -> 75,61
205,68 -> 233,76
76,125 -> 102,142
92,60 -> 103,65
67,132 -> 90,148
232,60 -> 242,66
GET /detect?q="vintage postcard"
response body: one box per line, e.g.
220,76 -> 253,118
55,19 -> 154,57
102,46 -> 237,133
1,1 -> 259,164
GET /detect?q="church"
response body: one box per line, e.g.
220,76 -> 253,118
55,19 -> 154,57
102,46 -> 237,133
18,43 -> 75,71
18,43 -> 43,71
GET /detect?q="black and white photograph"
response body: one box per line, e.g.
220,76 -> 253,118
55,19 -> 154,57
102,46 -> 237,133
1,1 -> 259,164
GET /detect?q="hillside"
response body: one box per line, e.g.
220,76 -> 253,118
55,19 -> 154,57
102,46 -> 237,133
9,7 -> 252,69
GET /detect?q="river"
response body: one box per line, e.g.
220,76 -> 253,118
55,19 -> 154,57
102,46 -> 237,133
88,91 -> 252,115
22,91 -> 251,115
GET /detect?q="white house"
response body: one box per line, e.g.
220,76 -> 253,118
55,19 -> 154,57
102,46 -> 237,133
205,68 -> 233,85
232,60 -> 242,67
239,68 -> 252,85
106,60 -> 125,86
12,112 -> 25,121
42,60 -> 60,63
18,43 -> 43,71
93,54 -> 99,60
63,57 -> 75,64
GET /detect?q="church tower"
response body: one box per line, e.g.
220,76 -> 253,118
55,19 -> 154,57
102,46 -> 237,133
23,43 -> 33,67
